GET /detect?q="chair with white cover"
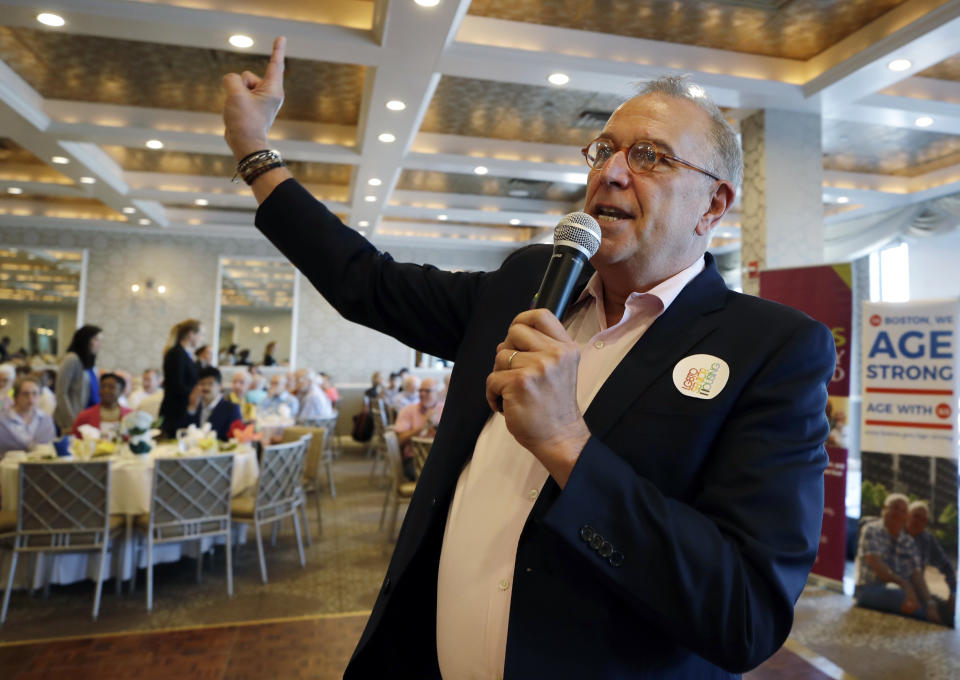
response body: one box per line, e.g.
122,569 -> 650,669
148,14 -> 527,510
231,439 -> 308,583
2,461 -> 122,623
379,430 -> 415,542
136,454 -> 235,611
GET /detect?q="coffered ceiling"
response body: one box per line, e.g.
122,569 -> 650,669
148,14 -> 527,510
0,0 -> 958,262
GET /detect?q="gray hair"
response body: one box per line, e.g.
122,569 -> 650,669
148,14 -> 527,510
0,364 -> 14,381
636,75 -> 743,189
883,492 -> 910,509
908,500 -> 929,514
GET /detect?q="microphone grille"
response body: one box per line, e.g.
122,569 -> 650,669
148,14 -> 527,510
554,212 -> 601,258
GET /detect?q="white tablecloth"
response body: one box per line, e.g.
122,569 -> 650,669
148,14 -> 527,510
0,445 -> 258,588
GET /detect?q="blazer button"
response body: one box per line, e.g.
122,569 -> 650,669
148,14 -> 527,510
599,541 -> 613,558
608,551 -> 624,568
579,525 -> 595,542
589,534 -> 603,551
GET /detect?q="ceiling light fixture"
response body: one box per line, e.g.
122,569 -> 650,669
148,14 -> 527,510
386,100 -> 406,111
145,139 -> 164,149
508,189 -> 529,197
229,34 -> 254,48
131,284 -> 141,293
36,13 -> 65,27
548,72 -> 570,86
414,0 -> 441,7
7,187 -> 23,195
364,195 -> 377,202
438,214 -> 448,221
473,166 -> 489,175
836,196 -> 850,204
157,285 -> 167,294
887,58 -> 912,72
195,198 -> 209,206
378,132 -> 396,143
139,218 -> 150,225
358,220 -> 370,227
915,116 -> 934,127
122,206 -> 136,214
509,218 -> 521,225
79,176 -> 96,184
51,156 -> 69,165
368,178 -> 382,186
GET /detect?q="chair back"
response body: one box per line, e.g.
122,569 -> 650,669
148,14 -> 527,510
280,428 -> 321,481
16,461 -> 111,549
255,439 -> 307,520
148,454 -> 234,541
382,431 -> 404,483
372,399 -> 390,436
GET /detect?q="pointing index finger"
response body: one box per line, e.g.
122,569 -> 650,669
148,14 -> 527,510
264,36 -> 286,83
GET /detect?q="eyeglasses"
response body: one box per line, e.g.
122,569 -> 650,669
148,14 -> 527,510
581,138 -> 723,182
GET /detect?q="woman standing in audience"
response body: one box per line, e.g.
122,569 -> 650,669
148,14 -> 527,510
53,324 -> 102,433
262,341 -> 277,366
159,318 -> 202,438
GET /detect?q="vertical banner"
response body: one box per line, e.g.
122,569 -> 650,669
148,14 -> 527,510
858,301 -> 959,628
760,264 -> 852,585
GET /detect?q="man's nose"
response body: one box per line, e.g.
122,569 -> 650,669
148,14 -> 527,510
597,149 -> 631,187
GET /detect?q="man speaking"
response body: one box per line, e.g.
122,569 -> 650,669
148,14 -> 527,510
222,37 -> 835,679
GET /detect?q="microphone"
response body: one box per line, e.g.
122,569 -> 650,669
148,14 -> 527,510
530,212 -> 602,319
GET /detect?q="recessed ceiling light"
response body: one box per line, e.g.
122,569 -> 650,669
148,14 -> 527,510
508,189 -> 529,197
195,198 -> 209,206
229,34 -> 254,49
915,116 -> 934,127
51,156 -> 69,165
386,100 -> 406,111
364,195 -> 377,202
7,187 -> 23,195
145,139 -> 164,149
438,214 -> 448,221
378,132 -> 396,143
139,218 -> 150,225
358,220 -> 370,227
367,178 -> 382,186
836,196 -> 850,204
79,176 -> 96,184
36,13 -> 65,27
548,72 -> 570,86
473,166 -> 489,175
122,207 -> 136,214
157,285 -> 167,294
509,218 -> 521,225
887,58 -> 912,72
414,0 -> 440,6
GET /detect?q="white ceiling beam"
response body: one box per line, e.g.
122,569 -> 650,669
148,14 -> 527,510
404,152 -> 588,185
384,204 -> 562,229
390,189 -> 571,213
828,96 -> 960,136
803,0 -> 960,108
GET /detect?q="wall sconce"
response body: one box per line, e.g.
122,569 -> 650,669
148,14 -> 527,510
253,326 -> 271,334
130,279 -> 168,295
35,328 -> 56,336
0,318 -> 6,326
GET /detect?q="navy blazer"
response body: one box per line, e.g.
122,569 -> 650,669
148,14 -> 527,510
187,398 -> 242,442
257,180 -> 835,679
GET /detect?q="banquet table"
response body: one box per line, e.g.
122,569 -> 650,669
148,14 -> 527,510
0,444 -> 258,589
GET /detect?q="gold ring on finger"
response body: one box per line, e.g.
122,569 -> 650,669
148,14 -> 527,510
507,350 -> 520,370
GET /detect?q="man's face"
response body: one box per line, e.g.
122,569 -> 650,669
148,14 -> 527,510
295,370 -> 310,392
906,508 -> 928,537
199,376 -> 220,402
100,378 -> 120,408
419,379 -> 440,408
269,375 -> 286,395
14,380 -> 39,412
232,373 -> 250,395
584,94 -> 724,288
142,370 -> 158,392
883,499 -> 909,535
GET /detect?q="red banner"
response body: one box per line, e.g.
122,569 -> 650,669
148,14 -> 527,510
760,264 -> 852,584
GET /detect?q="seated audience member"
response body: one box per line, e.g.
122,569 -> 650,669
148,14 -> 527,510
0,377 -> 57,458
383,372 -> 400,407
71,372 -> 132,438
393,378 -> 444,481
128,368 -> 163,410
0,363 -> 15,411
262,341 -> 278,367
320,372 -> 340,407
246,373 -> 268,405
186,366 -> 243,441
855,493 -> 947,624
195,344 -> 214,370
907,500 -> 957,613
227,369 -> 256,420
294,368 -> 334,423
390,374 -> 420,415
113,369 -> 134,408
365,372 -> 384,403
34,369 -> 57,418
259,373 -> 299,419
235,348 -> 253,367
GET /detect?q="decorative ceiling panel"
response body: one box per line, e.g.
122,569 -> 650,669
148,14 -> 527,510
0,138 -> 43,165
822,120 -> 960,177
0,194 -> 120,219
0,27 -> 365,123
467,0 -> 908,60
0,247 -> 82,304
102,147 -> 353,185
220,257 -> 295,309
421,76 -> 624,146
397,169 -> 586,203
917,55 -> 960,83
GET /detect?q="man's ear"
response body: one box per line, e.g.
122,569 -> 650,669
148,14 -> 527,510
695,180 -> 736,237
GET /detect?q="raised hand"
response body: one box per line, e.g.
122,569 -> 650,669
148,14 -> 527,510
222,36 -> 287,161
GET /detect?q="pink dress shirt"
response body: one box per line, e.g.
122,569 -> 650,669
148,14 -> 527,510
436,256 -> 705,680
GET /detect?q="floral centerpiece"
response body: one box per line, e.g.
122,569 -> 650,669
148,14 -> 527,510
121,410 -> 161,454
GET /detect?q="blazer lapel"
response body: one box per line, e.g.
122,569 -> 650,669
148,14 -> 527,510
582,255 -> 729,440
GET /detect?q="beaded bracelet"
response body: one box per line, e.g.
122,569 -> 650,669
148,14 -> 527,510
232,149 -> 286,185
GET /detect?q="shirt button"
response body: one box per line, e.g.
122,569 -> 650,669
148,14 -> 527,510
594,340 -> 605,349
498,578 -> 510,591
527,488 -> 538,500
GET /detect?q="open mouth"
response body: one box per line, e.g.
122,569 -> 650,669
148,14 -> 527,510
594,205 -> 635,222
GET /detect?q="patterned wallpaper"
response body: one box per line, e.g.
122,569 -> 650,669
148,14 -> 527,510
0,224 -> 513,382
